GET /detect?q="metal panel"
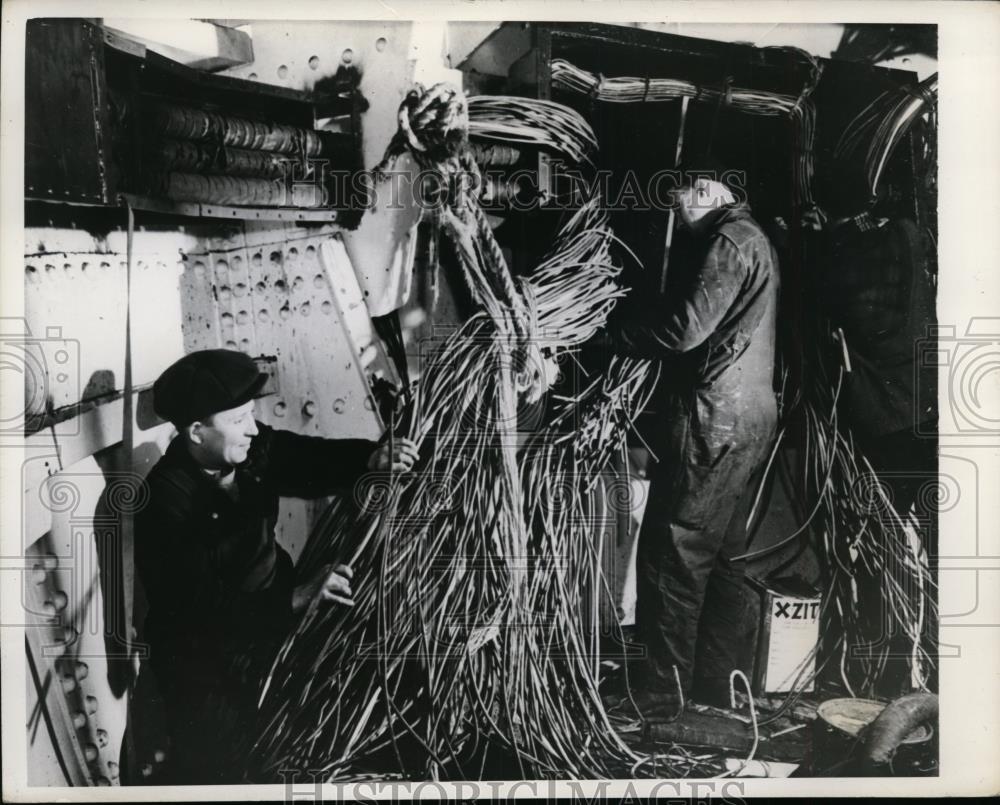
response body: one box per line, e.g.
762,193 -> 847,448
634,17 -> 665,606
24,457 -> 139,787
455,22 -> 531,77
23,250 -> 186,416
22,401 -> 175,539
178,229 -> 382,436
175,225 -> 383,562
25,20 -> 116,204
219,21 -> 413,170
25,653 -> 79,786
179,255 -> 223,353
121,195 -> 344,223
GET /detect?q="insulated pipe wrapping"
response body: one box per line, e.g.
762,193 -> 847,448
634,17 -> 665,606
153,103 -> 324,156
157,140 -> 304,179
164,173 -> 327,207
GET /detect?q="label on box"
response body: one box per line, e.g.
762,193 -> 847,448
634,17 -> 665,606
765,596 -> 819,692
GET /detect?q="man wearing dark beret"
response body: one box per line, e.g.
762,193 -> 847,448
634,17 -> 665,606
136,348 -> 417,783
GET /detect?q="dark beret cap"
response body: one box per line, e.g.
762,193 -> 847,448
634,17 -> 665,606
153,349 -> 267,427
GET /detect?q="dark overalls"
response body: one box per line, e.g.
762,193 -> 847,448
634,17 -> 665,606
610,203 -> 779,698
136,423 -> 375,783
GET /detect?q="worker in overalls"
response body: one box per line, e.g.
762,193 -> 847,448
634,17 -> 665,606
136,349 -> 418,782
606,163 -> 780,721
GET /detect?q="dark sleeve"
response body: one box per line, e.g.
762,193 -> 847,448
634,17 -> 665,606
212,536 -> 296,653
250,421 -> 378,499
609,234 -> 747,358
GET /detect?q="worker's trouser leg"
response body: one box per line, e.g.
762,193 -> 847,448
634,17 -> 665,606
693,524 -> 751,696
635,391 -> 775,696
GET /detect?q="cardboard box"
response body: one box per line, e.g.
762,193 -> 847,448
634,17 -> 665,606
748,576 -> 820,694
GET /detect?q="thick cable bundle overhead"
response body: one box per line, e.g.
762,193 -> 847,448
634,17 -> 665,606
550,57 -> 820,207
153,103 -> 324,156
833,73 -> 938,204
249,85 -> 682,780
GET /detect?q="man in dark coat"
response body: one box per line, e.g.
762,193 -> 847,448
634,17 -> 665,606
606,166 -> 780,720
136,349 -> 417,783
816,212 -> 938,695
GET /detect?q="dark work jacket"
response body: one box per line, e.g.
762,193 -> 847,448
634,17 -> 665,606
608,203 -> 779,484
610,203 -> 779,393
136,422 -> 376,697
818,217 -> 937,438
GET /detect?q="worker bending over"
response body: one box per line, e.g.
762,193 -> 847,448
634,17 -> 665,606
136,349 -> 418,782
607,163 -> 779,721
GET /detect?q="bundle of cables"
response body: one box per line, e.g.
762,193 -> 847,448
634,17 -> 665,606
246,86 -> 713,780
833,73 -> 938,207
549,55 -> 821,209
736,352 -> 936,709
467,95 -> 599,167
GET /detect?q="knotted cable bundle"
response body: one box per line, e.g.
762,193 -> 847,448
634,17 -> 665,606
372,83 -> 478,193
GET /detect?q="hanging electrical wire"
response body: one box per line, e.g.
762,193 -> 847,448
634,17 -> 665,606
467,95 -> 599,167
247,62 -> 934,779
248,83 -> 673,781
833,73 -> 938,204
797,335 -> 936,695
